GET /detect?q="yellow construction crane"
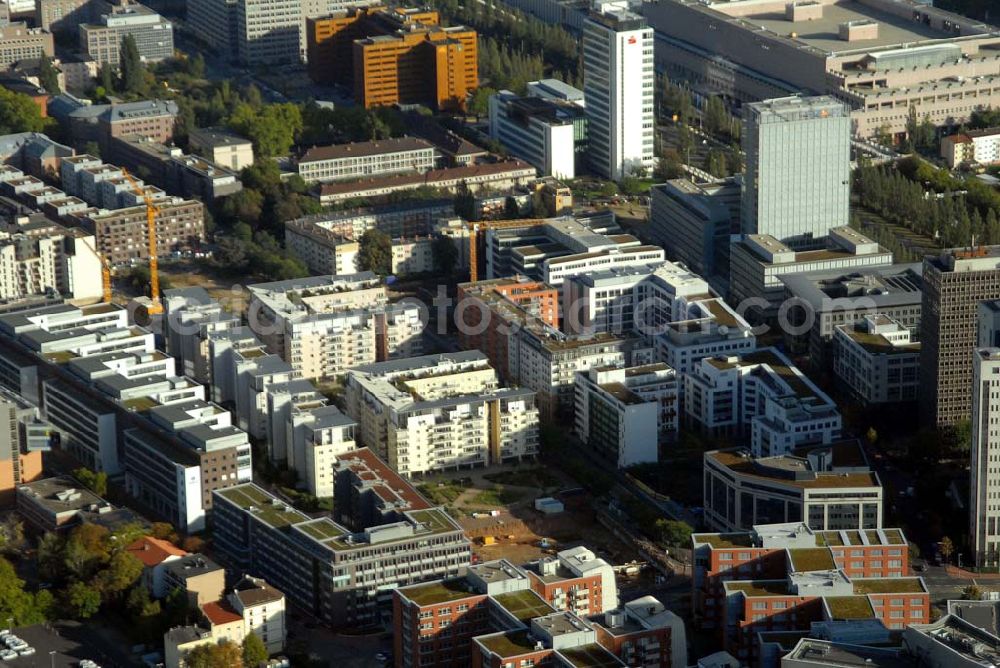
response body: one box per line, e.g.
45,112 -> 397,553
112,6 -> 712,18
121,168 -> 163,315
466,219 -> 546,283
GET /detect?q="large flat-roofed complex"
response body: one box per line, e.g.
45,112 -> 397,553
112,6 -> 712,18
832,314 -> 920,404
643,0 -> 1000,138
703,440 -> 882,532
212,451 -> 471,628
344,351 -> 539,476
79,3 -> 173,66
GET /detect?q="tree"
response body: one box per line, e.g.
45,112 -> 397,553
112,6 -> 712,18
151,522 -> 178,544
963,584 -> 983,600
654,519 -> 694,547
73,467 -> 107,496
940,536 -> 955,564
38,55 -> 60,94
865,427 -> 878,445
94,551 -> 143,597
432,235 -> 458,275
118,35 -> 146,95
703,96 -> 729,136
227,103 -> 302,158
242,633 -> 269,667
0,558 -> 47,625
185,639 -> 243,668
654,147 -> 684,182
357,229 -> 392,275
467,87 -> 496,117
0,87 -> 50,134
65,582 -> 101,619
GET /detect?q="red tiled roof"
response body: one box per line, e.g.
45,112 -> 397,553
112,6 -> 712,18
337,447 -> 431,510
202,601 -> 242,626
126,536 -> 187,567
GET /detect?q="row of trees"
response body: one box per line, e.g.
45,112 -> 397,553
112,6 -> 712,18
477,37 -> 546,95
183,636 -> 267,668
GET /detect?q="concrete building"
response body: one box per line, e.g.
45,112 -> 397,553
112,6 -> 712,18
684,348 -> 842,458
162,287 -> 241,386
296,137 -> 437,184
0,385 -> 46,504
0,203 -> 104,303
106,135 -> 242,201
574,363 -> 678,467
489,90 -> 587,179
920,247 -> 1000,428
832,314 -> 920,404
741,97 -> 851,249
561,259 -> 713,336
971,347 -> 1000,569
226,575 -> 286,655
649,178 -> 740,283
940,129 -> 1000,168
525,546 -> 618,616
188,127 -> 253,172
212,457 -> 471,628
729,227 -> 893,323
643,0 -> 1000,139
53,98 -> 178,153
126,535 -> 187,599
15,475 -> 119,532
315,159 -> 537,205
481,214 -> 663,286
79,3 -> 173,66
344,351 -> 539,476
0,22 -> 52,69
583,1 -> 654,181
904,614 -> 1000,667
779,263 -> 923,366
703,440 -> 883,532
161,553 -> 226,607
690,522 -> 924,662
654,297 -> 758,377
285,403 -> 356,498
246,273 -> 422,381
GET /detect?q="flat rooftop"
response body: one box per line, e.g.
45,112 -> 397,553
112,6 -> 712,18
494,590 -> 555,622
706,442 -> 878,490
725,580 -> 793,597
825,595 -> 875,620
399,578 -> 478,606
477,630 -> 538,658
214,484 -> 309,528
558,644 -> 624,667
853,578 -> 925,595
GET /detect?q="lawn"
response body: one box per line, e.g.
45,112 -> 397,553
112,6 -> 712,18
470,487 -> 522,507
418,482 -> 465,506
482,468 -> 559,489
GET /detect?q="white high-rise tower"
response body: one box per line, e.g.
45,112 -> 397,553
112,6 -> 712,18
582,0 -> 654,181
971,347 -> 1000,568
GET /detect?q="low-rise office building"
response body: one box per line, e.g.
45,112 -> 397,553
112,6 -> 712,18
574,363 -> 678,467
779,263 -> 923,367
654,297 -> 757,377
246,273 -> 422,381
344,351 -> 539,476
832,314 -> 920,404
729,227 -> 893,323
187,127 -> 254,172
212,454 -> 471,628
703,440 -> 883,533
684,348 -> 841,458
296,137 -> 437,183
488,90 -> 587,179
15,474 -> 138,532
79,3 -> 172,66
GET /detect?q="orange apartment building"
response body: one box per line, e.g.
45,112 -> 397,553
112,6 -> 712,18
393,557 -> 686,668
691,522 -> 928,664
306,7 -> 476,111
457,277 -> 560,383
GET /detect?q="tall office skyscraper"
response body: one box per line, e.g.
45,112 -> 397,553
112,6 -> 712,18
741,95 -> 850,249
920,248 -> 1000,428
582,0 -> 654,181
971,347 -> 1000,567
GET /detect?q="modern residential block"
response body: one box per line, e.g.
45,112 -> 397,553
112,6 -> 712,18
344,351 -> 539,476
488,90 -> 587,179
574,363 -> 678,466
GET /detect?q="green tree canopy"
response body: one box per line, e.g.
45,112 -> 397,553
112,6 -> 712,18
242,633 -> 269,667
0,87 -> 50,134
118,34 -> 146,95
358,229 -> 392,275
66,581 -> 101,619
185,639 -> 243,668
38,55 -> 60,94
228,103 -> 302,158
432,235 -> 459,275
73,467 -> 107,496
654,519 -> 694,548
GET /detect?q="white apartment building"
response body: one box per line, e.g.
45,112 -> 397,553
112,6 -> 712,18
162,287 -> 242,386
0,225 -> 103,303
344,351 -> 539,476
685,348 -> 842,458
296,138 -> 437,184
655,297 -> 757,376
264,378 -> 324,466
246,273 -> 423,381
287,404 -> 356,498
232,349 -> 297,440
582,1 -> 654,180
832,315 -> 920,405
704,441 -> 883,533
226,576 -> 286,655
942,128 -> 1000,168
574,363 -> 678,467
729,227 -> 894,322
971,347 -> 1000,569
488,90 -> 584,179
563,260 -> 712,335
